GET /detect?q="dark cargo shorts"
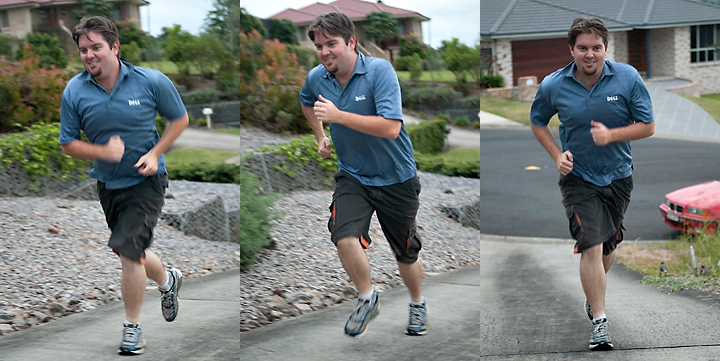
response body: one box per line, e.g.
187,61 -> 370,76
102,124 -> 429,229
328,170 -> 422,263
97,174 -> 168,264
559,173 -> 633,255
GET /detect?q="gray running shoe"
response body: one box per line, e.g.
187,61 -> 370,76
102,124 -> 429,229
584,299 -> 593,321
160,268 -> 183,322
118,323 -> 145,355
344,292 -> 379,337
406,302 -> 428,336
589,318 -> 614,351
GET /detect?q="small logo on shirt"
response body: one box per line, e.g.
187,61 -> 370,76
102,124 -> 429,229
355,95 -> 366,102
128,99 -> 141,106
607,96 -> 619,102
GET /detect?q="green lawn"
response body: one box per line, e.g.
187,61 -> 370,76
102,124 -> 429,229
480,93 -> 560,126
139,61 -> 207,75
396,70 -> 475,82
212,128 -> 241,135
433,147 -> 479,162
685,94 -> 720,123
165,147 -> 240,166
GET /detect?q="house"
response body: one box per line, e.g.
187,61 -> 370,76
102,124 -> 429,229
268,0 -> 429,62
0,0 -> 146,45
481,0 -> 720,95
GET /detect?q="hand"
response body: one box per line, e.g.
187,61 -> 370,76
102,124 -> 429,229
556,150 -> 574,176
104,135 -> 124,163
317,137 -> 332,159
314,94 -> 341,124
134,152 -> 159,176
590,120 -> 612,146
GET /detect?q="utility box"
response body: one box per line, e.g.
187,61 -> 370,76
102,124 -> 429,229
518,76 -> 538,102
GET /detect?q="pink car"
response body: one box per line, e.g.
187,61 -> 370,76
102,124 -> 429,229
660,180 -> 720,234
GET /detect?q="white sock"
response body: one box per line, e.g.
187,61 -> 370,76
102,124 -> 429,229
410,297 -> 425,305
124,319 -> 139,326
158,270 -> 173,291
593,314 -> 607,323
358,289 -> 374,301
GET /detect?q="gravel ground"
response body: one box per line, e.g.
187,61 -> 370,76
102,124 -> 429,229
240,171 -> 481,331
0,196 -> 240,335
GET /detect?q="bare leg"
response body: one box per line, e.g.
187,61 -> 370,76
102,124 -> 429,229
120,256 -> 147,324
580,244 -> 606,317
602,251 -> 615,274
397,259 -> 424,302
336,237 -> 373,295
144,249 -> 167,285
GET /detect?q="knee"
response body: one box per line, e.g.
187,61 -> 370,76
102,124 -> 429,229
336,236 -> 359,249
581,243 -> 603,259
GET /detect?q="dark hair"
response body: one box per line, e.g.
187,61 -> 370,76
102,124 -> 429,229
72,16 -> 120,57
567,17 -> 608,48
308,12 -> 357,53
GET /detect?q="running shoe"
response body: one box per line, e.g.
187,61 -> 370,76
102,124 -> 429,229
344,292 -> 379,337
589,318 -> 614,351
118,323 -> 145,355
584,299 -> 593,321
160,268 -> 183,322
406,302 -> 428,336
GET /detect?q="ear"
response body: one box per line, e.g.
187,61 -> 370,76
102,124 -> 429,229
111,41 -> 120,55
349,35 -> 357,51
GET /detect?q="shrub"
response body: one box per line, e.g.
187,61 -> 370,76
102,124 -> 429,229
16,33 -> 69,70
401,86 -> 458,110
437,113 -> 451,122
481,74 -> 505,88
414,152 -> 479,178
0,123 -> 92,190
239,170 -> 279,270
0,53 -> 70,130
406,119 -> 445,155
239,30 -> 309,134
454,116 -> 470,127
258,134 -> 338,177
120,41 -> 142,65
167,162 -> 241,184
463,96 -> 481,109
155,114 -> 168,135
0,34 -> 14,60
184,89 -> 222,105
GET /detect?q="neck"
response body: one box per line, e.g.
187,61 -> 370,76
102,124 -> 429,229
96,59 -> 121,93
335,52 -> 358,88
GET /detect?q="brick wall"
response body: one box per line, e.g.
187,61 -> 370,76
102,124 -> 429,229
650,27 -> 675,78
675,26 -> 720,95
494,39 -> 513,88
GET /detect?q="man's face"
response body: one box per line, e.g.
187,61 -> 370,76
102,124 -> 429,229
78,31 -> 119,80
570,33 -> 607,77
314,31 -> 356,76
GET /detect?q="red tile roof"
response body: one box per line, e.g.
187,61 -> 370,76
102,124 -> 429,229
269,0 -> 429,24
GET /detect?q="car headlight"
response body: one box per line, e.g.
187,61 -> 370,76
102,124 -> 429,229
687,207 -> 712,217
664,198 -> 670,207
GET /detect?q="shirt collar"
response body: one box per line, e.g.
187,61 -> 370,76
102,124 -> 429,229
78,59 -> 133,83
563,60 -> 616,78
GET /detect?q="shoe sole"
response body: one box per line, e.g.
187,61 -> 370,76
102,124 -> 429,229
589,341 -> 614,351
345,304 -> 380,338
118,340 -> 146,355
405,328 -> 428,336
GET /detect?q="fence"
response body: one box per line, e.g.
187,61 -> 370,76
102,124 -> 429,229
185,101 -> 241,127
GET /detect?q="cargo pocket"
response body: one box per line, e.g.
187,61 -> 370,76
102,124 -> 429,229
566,206 -> 584,242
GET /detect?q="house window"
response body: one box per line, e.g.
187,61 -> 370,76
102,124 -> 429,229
0,11 -> 8,28
396,21 -> 406,34
690,24 -> 720,63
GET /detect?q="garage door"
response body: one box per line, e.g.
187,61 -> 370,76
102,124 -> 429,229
512,38 -> 572,86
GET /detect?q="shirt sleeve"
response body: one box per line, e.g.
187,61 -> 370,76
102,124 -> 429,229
59,87 -> 82,145
629,72 -> 654,124
299,69 -> 316,107
154,71 -> 186,122
372,60 -> 403,121
530,79 -> 557,126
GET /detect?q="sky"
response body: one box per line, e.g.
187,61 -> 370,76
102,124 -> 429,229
140,0 -> 217,37
241,0 -> 480,49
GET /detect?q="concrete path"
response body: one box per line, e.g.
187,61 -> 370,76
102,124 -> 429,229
0,269 -> 241,361
173,127 -> 241,152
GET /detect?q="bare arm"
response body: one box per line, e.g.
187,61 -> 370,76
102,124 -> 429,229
61,135 -> 125,162
302,104 -> 331,159
590,120 -> 655,146
531,124 -> 574,176
135,113 -> 190,175
314,95 -> 401,139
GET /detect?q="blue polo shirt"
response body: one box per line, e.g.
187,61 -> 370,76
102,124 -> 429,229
530,60 -> 654,186
60,60 -> 186,189
300,52 -> 416,186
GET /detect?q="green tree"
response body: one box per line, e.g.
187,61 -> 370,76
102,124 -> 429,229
364,12 -> 397,43
399,34 -> 428,59
16,33 -> 69,69
0,34 -> 14,60
267,18 -> 298,45
206,1 -> 244,56
159,24 -> 196,75
115,19 -> 147,49
439,38 -> 481,83
74,0 -> 113,20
